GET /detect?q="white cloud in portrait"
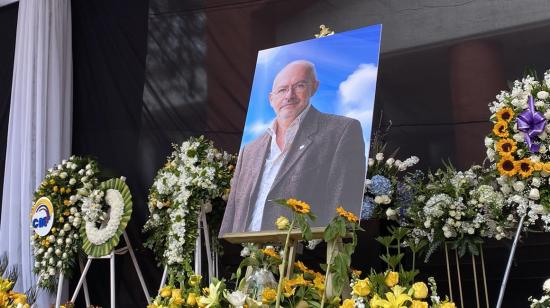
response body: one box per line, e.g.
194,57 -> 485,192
245,119 -> 271,139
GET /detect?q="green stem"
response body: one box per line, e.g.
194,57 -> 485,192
275,218 -> 295,308
319,239 -> 335,308
397,238 -> 402,272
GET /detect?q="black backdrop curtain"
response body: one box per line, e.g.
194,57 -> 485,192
0,3 -> 18,215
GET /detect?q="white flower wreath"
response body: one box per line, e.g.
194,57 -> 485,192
85,189 -> 124,245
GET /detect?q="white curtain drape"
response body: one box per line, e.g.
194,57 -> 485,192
0,0 -> 72,305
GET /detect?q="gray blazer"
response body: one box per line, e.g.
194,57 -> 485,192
219,106 -> 366,236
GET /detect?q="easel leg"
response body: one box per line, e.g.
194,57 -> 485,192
160,265 -> 168,290
110,252 -> 116,308
55,271 -> 64,308
123,232 -> 151,303
79,258 -> 91,307
71,258 -> 92,303
286,241 -> 297,278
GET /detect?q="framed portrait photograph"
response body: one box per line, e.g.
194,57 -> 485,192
220,24 -> 382,235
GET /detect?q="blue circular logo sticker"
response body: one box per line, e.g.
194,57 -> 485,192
31,197 -> 54,237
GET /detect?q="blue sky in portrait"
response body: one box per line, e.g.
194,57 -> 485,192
241,24 -> 382,159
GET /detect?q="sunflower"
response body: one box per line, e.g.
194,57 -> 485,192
496,138 -> 517,155
497,155 -> 517,177
496,107 -> 515,122
336,206 -> 359,223
534,162 -> 544,172
286,198 -> 311,214
261,247 -> 280,259
516,158 -> 534,178
492,121 -> 509,138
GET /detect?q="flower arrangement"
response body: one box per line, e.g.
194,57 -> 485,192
529,278 -> 550,308
344,227 -> 455,308
362,148 -> 421,221
486,70 -> 550,230
147,199 -> 453,308
80,178 -> 133,257
0,255 -> 36,307
405,165 -> 513,258
143,136 -> 236,278
31,156 -> 99,291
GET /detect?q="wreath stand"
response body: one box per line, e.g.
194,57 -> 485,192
159,207 -> 218,289
69,232 -> 151,308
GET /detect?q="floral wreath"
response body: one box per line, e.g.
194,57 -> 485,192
143,136 -> 235,278
486,69 -> 550,230
80,178 -> 133,257
31,156 -> 99,291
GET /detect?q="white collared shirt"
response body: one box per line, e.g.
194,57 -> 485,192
248,104 -> 311,231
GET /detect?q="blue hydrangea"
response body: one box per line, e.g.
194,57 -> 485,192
360,196 -> 375,220
395,182 -> 413,208
370,175 -> 392,196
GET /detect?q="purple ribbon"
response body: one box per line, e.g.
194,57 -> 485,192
517,95 -> 546,153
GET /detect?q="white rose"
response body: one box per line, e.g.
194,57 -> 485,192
543,278 -> 550,293
240,247 -> 250,257
368,158 -> 375,166
501,184 -> 511,195
513,133 -> 524,142
385,208 -> 397,219
535,100 -> 545,107
486,148 -> 496,161
69,178 -> 76,185
386,158 -> 395,166
375,153 -> 384,161
49,268 -> 56,275
484,137 -> 493,147
513,181 -> 525,192
529,188 -> 540,200
60,172 -> 68,179
382,195 -> 392,204
532,177 -> 541,187
444,230 -> 453,238
537,91 -> 549,100
225,290 -> 247,307
374,196 -> 384,204
530,155 -> 541,163
424,220 -> 431,228
467,227 -> 475,235
495,234 -> 503,240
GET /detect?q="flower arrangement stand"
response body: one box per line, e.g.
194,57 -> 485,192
443,242 -> 490,308
496,214 -> 526,308
70,231 -> 151,307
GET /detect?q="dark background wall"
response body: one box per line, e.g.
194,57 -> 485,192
0,2 -> 18,216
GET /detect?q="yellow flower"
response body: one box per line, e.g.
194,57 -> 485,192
160,286 -> 172,298
440,302 -> 457,308
186,292 -> 198,306
261,247 -> 280,260
60,187 -> 66,194
352,269 -> 362,278
352,278 -> 371,297
385,271 -> 399,287
189,274 -> 202,287
49,179 -> 55,185
283,279 -> 296,298
12,292 -> 28,305
336,207 -> 359,223
516,158 -> 534,178
411,282 -> 429,299
497,155 -> 517,177
294,261 -> 309,273
0,278 -> 14,292
496,107 -> 514,122
296,300 -> 310,308
261,287 -> 277,304
534,162 -> 544,171
496,138 -> 517,155
544,162 -> 550,173
340,299 -> 355,308
286,198 -> 311,214
275,216 -> 290,230
313,274 -> 325,292
411,300 -> 428,308
53,186 -> 59,192
492,121 -> 509,137
373,286 -> 411,308
66,188 -> 71,194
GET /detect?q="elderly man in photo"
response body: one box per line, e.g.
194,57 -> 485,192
219,60 -> 366,235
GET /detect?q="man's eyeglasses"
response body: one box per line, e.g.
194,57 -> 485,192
272,81 -> 309,97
